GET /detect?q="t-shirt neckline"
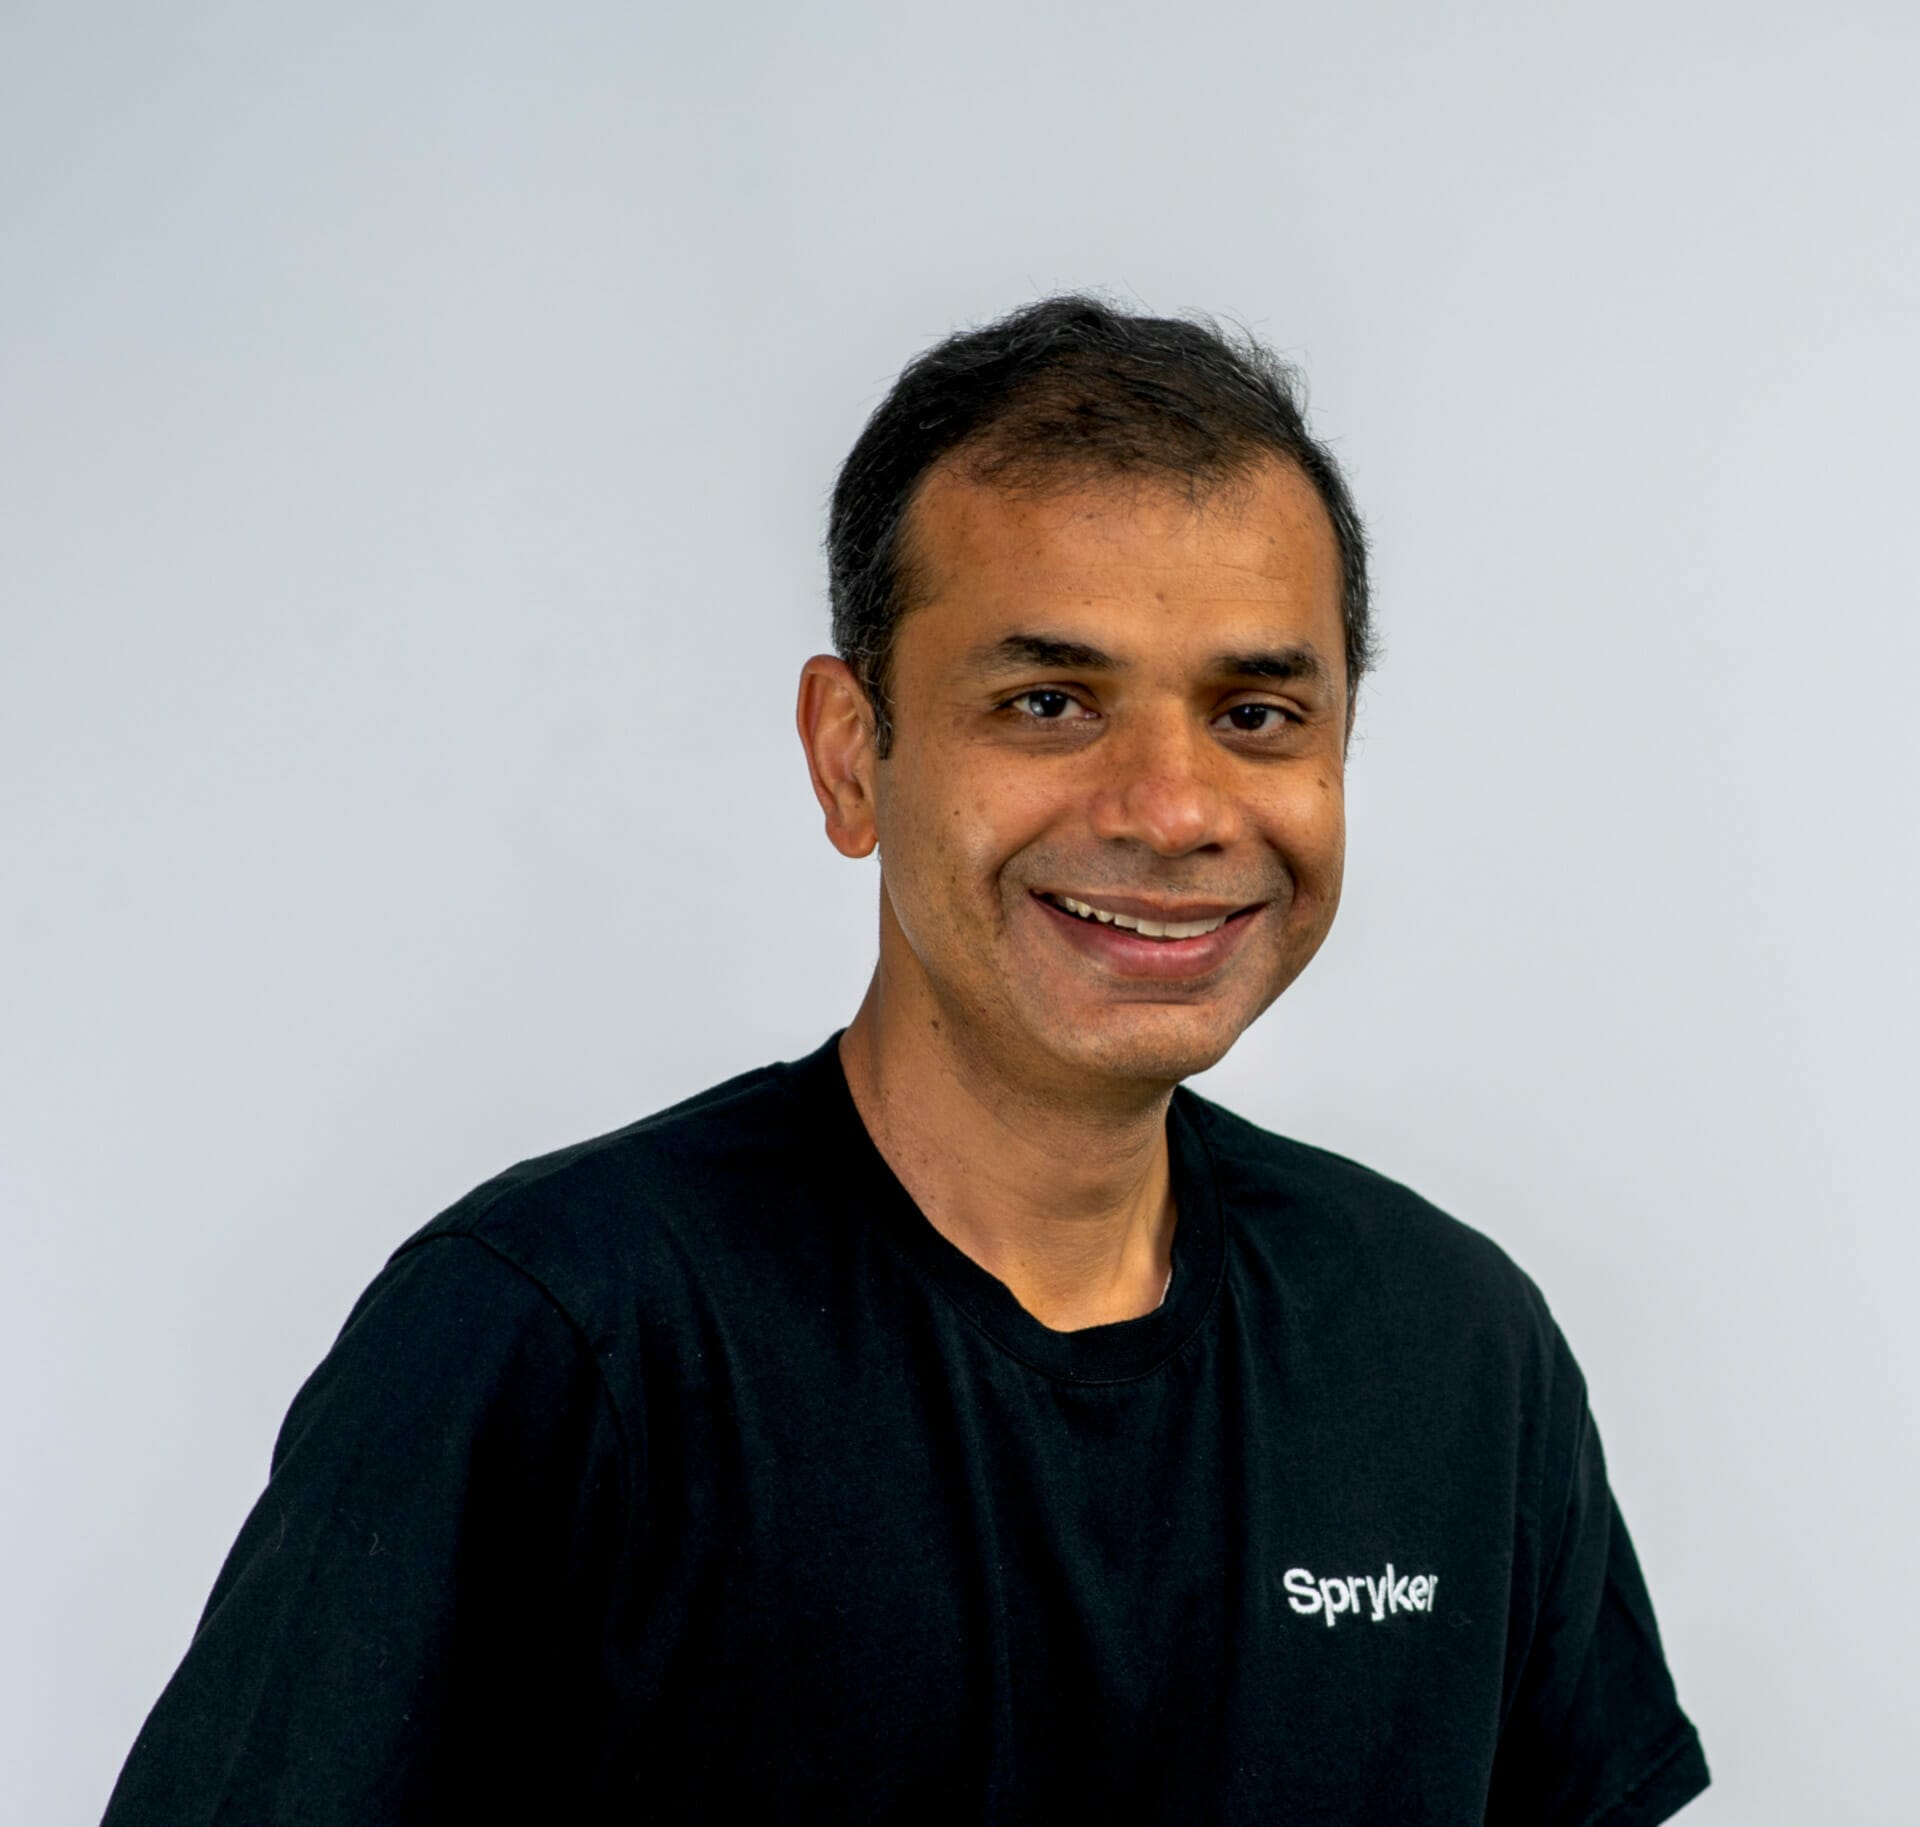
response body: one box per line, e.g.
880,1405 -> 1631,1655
777,1031 -> 1226,1385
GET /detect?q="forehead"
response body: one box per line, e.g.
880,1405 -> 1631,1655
899,458 -> 1344,658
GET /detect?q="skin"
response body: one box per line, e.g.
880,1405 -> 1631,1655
796,456 -> 1349,1330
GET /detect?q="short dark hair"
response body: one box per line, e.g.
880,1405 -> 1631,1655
827,294 -> 1373,755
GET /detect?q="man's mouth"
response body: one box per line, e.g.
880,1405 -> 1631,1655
1036,892 -> 1248,941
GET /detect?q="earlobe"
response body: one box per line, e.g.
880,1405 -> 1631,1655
795,656 -> 880,859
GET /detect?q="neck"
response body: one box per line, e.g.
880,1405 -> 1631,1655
837,970 -> 1177,1332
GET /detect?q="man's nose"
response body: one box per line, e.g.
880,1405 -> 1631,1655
1086,711 -> 1243,857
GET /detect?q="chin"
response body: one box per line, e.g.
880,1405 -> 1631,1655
1034,1006 -> 1252,1089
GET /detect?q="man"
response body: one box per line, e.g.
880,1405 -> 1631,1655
105,298 -> 1708,1823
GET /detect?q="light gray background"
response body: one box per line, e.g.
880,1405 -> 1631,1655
5,3 -> 1915,1821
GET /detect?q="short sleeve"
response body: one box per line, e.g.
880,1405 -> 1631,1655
1487,1335 -> 1710,1827
101,1234 -> 631,1825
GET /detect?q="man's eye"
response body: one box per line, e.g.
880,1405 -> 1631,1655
1221,703 -> 1295,733
1008,689 -> 1079,720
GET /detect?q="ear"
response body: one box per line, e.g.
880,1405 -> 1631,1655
795,655 -> 880,859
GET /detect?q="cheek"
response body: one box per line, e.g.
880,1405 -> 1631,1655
1269,780 -> 1347,898
916,771 -> 1054,887
1316,788 -> 1347,882
874,774 -> 1017,941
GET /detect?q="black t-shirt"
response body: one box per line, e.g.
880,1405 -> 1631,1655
105,1035 -> 1708,1824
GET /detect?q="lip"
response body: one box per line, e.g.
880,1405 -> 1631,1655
1029,890 -> 1265,982
1037,890 -> 1252,924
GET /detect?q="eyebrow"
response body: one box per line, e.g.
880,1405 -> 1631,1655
964,634 -> 1117,673
1216,646 -> 1334,687
963,631 -> 1335,690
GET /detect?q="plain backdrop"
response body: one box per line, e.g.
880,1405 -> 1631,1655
5,3 -> 1916,1821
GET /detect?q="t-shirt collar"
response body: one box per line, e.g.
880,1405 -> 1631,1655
777,1031 -> 1226,1385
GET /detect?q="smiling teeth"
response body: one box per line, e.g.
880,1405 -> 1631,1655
1055,895 -> 1229,939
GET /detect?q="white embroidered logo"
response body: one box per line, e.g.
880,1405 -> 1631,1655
1284,1564 -> 1438,1628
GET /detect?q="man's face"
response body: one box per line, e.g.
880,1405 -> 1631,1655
867,456 -> 1349,1095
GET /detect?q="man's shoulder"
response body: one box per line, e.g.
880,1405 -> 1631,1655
457,1057 -> 800,1210
394,1051 -> 824,1319
1181,1088 -> 1559,1353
